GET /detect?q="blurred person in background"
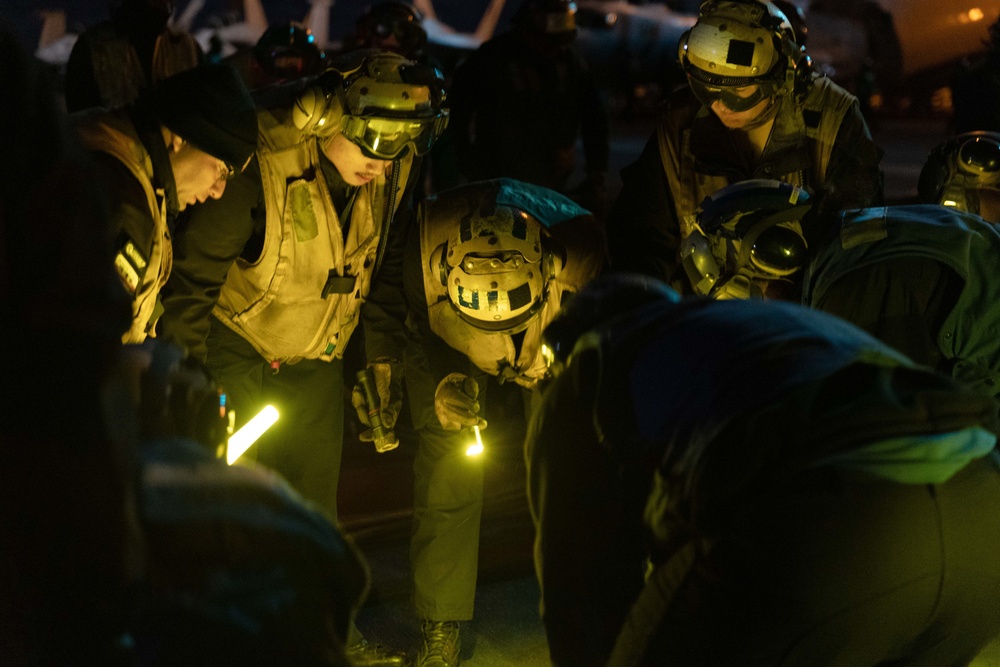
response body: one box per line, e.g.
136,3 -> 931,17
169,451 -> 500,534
65,0 -> 202,113
445,0 -> 611,218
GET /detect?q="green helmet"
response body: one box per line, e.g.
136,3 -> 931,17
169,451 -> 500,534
292,49 -> 448,159
682,179 -> 811,299
919,132 -> 1000,217
678,0 -> 799,112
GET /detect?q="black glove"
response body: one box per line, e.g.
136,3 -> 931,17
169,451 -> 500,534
351,358 -> 403,451
434,372 -> 488,431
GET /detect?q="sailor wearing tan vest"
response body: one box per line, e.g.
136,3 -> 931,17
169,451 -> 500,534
402,178 -> 605,666
72,63 -> 257,344
606,0 -> 883,296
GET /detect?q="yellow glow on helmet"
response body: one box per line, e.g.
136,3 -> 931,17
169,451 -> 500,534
680,0 -> 793,85
443,206 -> 548,333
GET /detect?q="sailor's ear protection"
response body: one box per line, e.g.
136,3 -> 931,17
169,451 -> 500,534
541,232 -> 564,281
292,69 -> 347,135
430,241 -> 449,286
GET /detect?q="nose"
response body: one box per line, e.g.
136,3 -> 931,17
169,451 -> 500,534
365,157 -> 391,172
209,179 -> 227,199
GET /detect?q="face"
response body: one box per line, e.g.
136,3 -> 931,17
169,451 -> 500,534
323,134 -> 390,186
167,136 -> 229,211
709,85 -> 774,130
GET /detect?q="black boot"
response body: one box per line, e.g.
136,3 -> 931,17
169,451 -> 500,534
414,620 -> 460,667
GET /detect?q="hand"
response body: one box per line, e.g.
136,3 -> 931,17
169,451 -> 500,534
434,372 -> 488,431
351,358 -> 403,448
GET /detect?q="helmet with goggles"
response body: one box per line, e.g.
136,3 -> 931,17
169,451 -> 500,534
919,132 -> 1000,219
356,1 -> 428,60
292,49 -> 448,160
253,22 -> 326,82
514,0 -> 579,48
678,0 -> 797,113
682,179 -> 811,299
430,198 -> 563,335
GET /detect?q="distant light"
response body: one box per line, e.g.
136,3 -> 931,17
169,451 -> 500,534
969,7 -> 986,21
465,424 -> 484,457
228,405 -> 279,465
943,200 -> 959,207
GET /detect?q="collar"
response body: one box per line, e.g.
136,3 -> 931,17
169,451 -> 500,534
129,103 -> 180,224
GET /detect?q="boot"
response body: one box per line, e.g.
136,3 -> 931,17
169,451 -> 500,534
346,637 -> 410,666
414,620 -> 460,667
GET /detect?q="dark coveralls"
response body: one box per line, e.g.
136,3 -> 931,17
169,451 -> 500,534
159,145 -> 417,523
527,297 -> 1000,666
401,180 -> 603,621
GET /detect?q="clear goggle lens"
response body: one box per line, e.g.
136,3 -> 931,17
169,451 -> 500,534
687,76 -> 776,113
341,112 -> 450,159
958,137 -> 1000,176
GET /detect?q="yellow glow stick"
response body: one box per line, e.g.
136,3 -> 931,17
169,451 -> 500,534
465,423 -> 484,457
227,405 -> 279,465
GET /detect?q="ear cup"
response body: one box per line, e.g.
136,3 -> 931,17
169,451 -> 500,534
292,70 -> 346,135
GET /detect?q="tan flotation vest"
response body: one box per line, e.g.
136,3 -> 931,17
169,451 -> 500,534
658,75 -> 853,241
419,182 -> 604,389
215,108 -> 413,364
74,109 -> 171,344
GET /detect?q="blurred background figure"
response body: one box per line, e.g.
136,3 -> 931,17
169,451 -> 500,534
445,0 -> 611,217
352,1 -> 429,62
64,0 -> 202,113
225,21 -> 327,90
951,14 -> 1000,135
528,274 -> 1000,666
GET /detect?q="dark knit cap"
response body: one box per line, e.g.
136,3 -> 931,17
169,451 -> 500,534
150,63 -> 258,169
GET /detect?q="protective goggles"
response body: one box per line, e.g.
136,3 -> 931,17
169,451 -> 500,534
955,135 -> 1000,179
341,111 -> 449,160
684,62 -> 782,112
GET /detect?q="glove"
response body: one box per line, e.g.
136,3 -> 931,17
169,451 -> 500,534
434,372 -> 488,431
351,358 -> 403,451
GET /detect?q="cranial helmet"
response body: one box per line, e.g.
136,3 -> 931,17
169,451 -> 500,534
431,203 -> 563,334
292,49 -> 448,159
678,0 -> 802,112
253,22 -> 326,81
682,179 -> 811,299
356,1 -> 428,59
918,132 -> 1000,218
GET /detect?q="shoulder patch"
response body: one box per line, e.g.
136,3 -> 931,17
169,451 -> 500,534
114,238 -> 147,295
